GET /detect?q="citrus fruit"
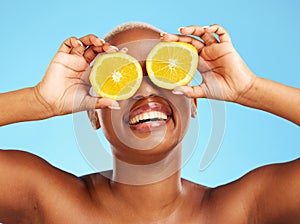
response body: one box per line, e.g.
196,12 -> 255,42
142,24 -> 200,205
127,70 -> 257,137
89,52 -> 143,100
146,42 -> 198,89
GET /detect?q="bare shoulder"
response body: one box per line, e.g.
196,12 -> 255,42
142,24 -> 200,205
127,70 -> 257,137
243,158 -> 300,223
0,149 -> 84,188
207,158 -> 300,223
0,150 -> 91,223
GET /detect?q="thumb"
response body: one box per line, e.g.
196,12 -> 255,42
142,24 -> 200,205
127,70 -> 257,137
172,85 -> 207,98
82,96 -> 120,110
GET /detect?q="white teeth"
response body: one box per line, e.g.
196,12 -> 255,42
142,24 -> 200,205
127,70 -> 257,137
138,114 -> 143,122
132,117 -> 138,125
149,111 -> 156,118
143,113 -> 149,120
129,111 -> 168,125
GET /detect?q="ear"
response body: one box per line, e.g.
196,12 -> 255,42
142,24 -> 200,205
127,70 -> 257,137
191,98 -> 198,118
87,109 -> 101,130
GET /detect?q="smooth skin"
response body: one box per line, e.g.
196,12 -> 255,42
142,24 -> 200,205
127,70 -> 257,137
0,24 -> 300,224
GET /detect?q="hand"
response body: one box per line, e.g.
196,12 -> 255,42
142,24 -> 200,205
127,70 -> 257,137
161,24 -> 256,103
34,34 -> 119,117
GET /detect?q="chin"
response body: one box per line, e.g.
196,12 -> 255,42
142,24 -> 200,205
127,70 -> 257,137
108,116 -> 188,165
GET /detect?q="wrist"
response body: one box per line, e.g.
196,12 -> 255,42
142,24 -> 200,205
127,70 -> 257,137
235,75 -> 262,107
234,76 -> 300,125
0,87 -> 55,126
32,86 -> 55,119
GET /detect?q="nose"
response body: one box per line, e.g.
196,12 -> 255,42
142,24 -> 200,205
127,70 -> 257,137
132,77 -> 160,99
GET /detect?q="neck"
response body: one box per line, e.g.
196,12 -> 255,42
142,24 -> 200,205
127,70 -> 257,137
110,144 -> 183,214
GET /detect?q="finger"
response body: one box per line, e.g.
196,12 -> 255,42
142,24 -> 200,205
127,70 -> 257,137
160,33 -> 180,41
82,96 -> 120,110
83,45 -> 106,64
79,34 -> 105,47
70,46 -> 85,56
201,32 -> 219,45
88,44 -> 120,67
172,85 -> 207,98
103,44 -> 119,53
179,25 -> 219,45
178,26 -> 206,37
161,33 -> 205,52
205,24 -> 231,43
58,37 -> 83,54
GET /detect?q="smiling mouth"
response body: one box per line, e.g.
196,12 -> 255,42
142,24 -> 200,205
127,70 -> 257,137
128,99 -> 172,131
129,111 -> 169,125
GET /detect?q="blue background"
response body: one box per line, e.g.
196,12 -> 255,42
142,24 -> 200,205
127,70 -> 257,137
0,0 -> 299,187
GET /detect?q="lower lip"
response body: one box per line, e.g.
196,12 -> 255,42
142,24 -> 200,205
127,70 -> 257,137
129,118 -> 171,132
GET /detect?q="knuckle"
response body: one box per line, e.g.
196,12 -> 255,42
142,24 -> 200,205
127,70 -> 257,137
67,36 -> 77,42
87,34 -> 98,39
85,55 -> 95,64
98,103 -> 109,109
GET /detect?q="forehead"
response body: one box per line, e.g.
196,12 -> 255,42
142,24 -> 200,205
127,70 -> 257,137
108,28 -> 160,45
108,28 -> 161,62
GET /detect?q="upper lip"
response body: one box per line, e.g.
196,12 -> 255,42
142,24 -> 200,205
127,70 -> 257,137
127,97 -> 172,125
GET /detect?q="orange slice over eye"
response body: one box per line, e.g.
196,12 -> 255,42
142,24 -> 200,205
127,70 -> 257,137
146,42 -> 198,89
89,52 -> 143,100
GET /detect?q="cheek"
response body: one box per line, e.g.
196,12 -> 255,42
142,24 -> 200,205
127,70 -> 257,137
175,97 -> 192,134
98,110 -> 110,139
99,109 -> 119,143
171,94 -> 191,117
179,110 -> 191,137
99,108 -> 130,146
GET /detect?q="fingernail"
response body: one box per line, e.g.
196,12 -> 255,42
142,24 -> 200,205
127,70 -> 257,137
95,38 -> 105,46
178,27 -> 185,32
172,89 -> 184,95
202,26 -> 210,29
160,31 -> 167,37
172,86 -> 190,95
120,47 -> 128,53
91,120 -> 97,130
108,101 -> 120,110
77,40 -> 83,46
99,38 -> 106,44
106,45 -> 119,53
110,46 -> 119,51
89,88 -> 98,97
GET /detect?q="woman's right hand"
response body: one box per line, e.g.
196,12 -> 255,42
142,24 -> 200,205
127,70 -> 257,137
34,34 -> 120,118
